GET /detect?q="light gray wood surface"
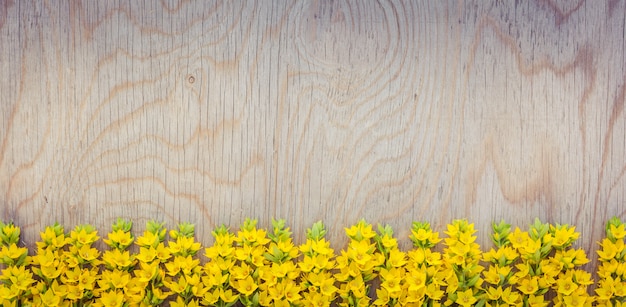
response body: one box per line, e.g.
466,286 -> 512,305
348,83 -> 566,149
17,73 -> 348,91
1,1 -> 624,264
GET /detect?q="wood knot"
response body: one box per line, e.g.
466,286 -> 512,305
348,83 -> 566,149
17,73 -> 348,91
187,75 -> 195,84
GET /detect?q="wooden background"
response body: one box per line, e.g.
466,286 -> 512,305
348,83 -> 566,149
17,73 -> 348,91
1,0 -> 625,264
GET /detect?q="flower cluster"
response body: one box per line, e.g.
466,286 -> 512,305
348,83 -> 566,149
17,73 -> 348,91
596,217 -> 626,307
0,217 -> 624,306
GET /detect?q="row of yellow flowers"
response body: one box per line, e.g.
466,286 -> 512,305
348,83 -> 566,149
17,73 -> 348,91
0,217 -> 624,307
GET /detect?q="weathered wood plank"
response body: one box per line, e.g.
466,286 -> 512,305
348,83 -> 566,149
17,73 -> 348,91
1,1 -> 625,262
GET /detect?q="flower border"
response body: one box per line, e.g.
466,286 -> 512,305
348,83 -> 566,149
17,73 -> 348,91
0,217 -> 624,307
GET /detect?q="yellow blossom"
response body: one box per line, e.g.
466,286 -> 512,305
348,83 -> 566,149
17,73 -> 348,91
598,238 -> 623,261
101,249 -> 134,269
153,242 -> 172,262
237,228 -> 270,246
40,287 -> 61,307
551,225 -> 579,248
103,229 -> 134,249
136,231 -> 159,248
70,228 -> 99,247
0,244 -> 28,265
218,287 -> 239,303
98,290 -> 124,307
518,276 -> 539,295
76,244 -> 100,263
233,275 -> 258,296
455,288 -> 477,307
556,275 -> 577,295
509,227 -> 530,250
610,224 -> 626,239
527,294 -> 548,307
562,292 -> 588,307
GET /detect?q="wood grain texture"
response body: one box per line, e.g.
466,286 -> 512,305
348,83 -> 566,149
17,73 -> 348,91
1,0 -> 625,262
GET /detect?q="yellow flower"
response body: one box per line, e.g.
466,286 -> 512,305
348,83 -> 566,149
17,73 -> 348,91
102,249 -> 134,269
517,277 -> 539,295
154,242 -> 172,262
40,287 -> 61,307
373,287 -> 390,306
271,261 -> 299,279
344,220 -> 376,241
78,268 -> 98,291
379,268 -> 403,294
425,282 -> 444,300
218,287 -> 239,303
597,238 -> 622,260
562,293 -> 588,307
237,228 -> 270,246
65,285 -> 83,301
98,290 -> 124,307
556,275 -> 576,295
610,224 -> 626,239
343,275 -> 366,298
0,222 -> 20,244
136,231 -> 159,248
0,244 -> 28,261
230,261 -> 251,280
483,265 -> 501,285
178,255 -> 201,275
501,286 -> 520,305
62,266 -> 81,284
135,261 -> 158,283
41,262 -> 65,280
76,244 -> 100,262
135,246 -> 157,263
527,294 -> 548,307
302,291 -> 329,307
319,277 -> 338,297
152,285 -> 172,301
202,289 -> 220,305
165,259 -> 182,276
234,244 -> 265,265
205,244 -> 234,259
283,280 -> 302,303
553,248 -> 589,269
551,225 -> 579,248
164,276 -> 189,294
485,286 -> 502,300
407,269 -> 427,291
379,234 -> 398,250
232,275 -> 258,296
103,229 -> 134,249
311,238 -> 334,255
346,239 -> 374,264
455,289 -> 477,307
70,228 -> 99,247
387,249 -> 407,267
170,296 -> 187,307
411,228 -> 432,242
509,227 -> 530,250
37,227 -> 68,250
202,270 -> 228,289
99,270 -> 130,290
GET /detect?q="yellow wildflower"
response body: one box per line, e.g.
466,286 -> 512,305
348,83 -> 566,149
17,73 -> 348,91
556,275 -> 577,295
518,276 -> 539,295
610,224 -> 626,239
455,288 -> 477,307
233,275 -> 258,296
345,220 -> 376,241
218,287 -> 239,303
98,290 -> 124,307
509,227 -> 530,250
136,231 -> 159,248
40,287 -> 61,307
